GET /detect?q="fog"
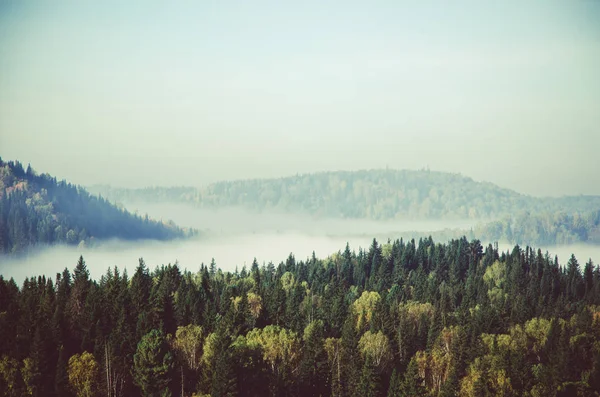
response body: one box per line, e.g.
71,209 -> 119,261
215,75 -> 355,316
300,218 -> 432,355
124,202 -> 478,237
1,203 -> 479,283
3,234 -> 600,287
2,203 -> 599,285
0,234 -> 372,285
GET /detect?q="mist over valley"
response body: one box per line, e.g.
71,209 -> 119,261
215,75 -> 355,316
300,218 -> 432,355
2,162 -> 599,284
3,201 -> 599,285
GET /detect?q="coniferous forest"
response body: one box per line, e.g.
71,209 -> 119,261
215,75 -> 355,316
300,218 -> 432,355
0,158 -> 192,255
89,171 -> 600,247
2,237 -> 600,396
90,170 -> 600,221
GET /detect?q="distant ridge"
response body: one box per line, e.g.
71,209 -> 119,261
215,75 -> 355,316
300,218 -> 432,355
89,169 -> 600,221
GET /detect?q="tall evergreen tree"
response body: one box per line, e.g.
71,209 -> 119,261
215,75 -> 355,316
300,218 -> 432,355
133,329 -> 174,397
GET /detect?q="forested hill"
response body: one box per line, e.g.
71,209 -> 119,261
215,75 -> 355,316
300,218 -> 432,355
0,158 -> 191,254
89,169 -> 600,220
2,237 -> 600,396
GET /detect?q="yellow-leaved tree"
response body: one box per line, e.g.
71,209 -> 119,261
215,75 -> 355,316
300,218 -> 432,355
352,291 -> 381,332
245,325 -> 300,376
358,330 -> 392,369
68,351 -> 99,397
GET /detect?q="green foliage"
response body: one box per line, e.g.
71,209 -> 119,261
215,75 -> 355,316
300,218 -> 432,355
2,238 -> 600,396
358,330 -> 392,370
300,320 -> 328,395
245,325 -> 300,374
172,324 -> 203,370
358,357 -> 380,397
133,329 -> 174,397
21,358 -> 40,397
484,261 -> 508,307
401,356 -> 427,396
387,368 -> 401,397
352,291 -> 381,332
0,356 -> 22,397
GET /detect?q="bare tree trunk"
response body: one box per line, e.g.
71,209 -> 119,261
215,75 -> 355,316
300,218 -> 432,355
116,374 -> 124,397
105,342 -> 111,397
337,353 -> 341,396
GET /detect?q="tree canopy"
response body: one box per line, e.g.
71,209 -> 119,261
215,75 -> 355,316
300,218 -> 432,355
1,237 -> 600,396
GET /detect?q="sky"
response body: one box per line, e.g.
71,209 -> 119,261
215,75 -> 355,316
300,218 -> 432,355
1,1 -> 599,196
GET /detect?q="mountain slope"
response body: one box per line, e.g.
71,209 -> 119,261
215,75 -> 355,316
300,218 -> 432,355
90,169 -> 600,221
0,158 -> 191,254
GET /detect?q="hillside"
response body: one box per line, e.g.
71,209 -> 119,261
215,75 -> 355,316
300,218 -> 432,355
0,158 -> 191,254
90,169 -> 600,221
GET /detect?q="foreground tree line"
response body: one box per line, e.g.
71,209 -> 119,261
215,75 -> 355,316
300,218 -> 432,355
1,237 -> 600,396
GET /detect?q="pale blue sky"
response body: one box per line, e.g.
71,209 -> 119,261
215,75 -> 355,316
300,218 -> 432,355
1,1 -> 599,195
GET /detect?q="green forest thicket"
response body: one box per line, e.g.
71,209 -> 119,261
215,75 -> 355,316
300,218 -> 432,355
0,159 -> 191,254
2,237 -> 600,396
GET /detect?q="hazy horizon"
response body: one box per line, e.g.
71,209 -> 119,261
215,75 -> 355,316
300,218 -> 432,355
1,162 -> 598,200
85,167 -> 598,199
2,2 -> 599,196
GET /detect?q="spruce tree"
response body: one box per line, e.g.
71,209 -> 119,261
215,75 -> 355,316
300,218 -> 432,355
133,329 -> 174,397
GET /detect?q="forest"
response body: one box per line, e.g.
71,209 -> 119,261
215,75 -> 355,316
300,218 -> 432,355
89,170 -> 600,247
2,236 -> 600,396
473,210 -> 600,246
89,169 -> 600,221
0,159 -> 191,254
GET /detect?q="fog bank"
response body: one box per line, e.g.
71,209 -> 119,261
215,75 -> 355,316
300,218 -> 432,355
2,196 -> 597,285
2,235 -> 600,286
0,233 -> 372,284
123,202 -> 478,236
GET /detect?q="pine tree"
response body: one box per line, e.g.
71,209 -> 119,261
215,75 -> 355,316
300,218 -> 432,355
66,256 -> 91,350
341,318 -> 361,397
54,345 -> 71,396
131,259 -> 152,339
387,368 -> 402,397
401,358 -> 426,397
300,320 -> 328,396
133,329 -> 174,397
588,347 -> 600,393
566,254 -> 583,301
206,313 -> 237,397
210,332 -> 237,397
358,357 -> 379,397
584,259 -> 594,302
